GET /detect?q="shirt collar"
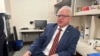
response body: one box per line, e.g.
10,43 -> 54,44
57,25 -> 68,31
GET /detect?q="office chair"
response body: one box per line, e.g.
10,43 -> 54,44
13,26 -> 18,40
88,53 -> 100,56
13,26 -> 23,51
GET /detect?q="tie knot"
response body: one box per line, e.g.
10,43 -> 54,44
59,28 -> 62,31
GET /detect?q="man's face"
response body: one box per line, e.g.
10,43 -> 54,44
56,8 -> 71,28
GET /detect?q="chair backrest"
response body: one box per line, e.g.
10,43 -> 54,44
88,53 -> 100,56
13,26 -> 18,40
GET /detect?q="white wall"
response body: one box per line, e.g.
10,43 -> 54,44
0,0 -> 6,13
9,0 -> 57,39
4,0 -> 11,14
70,17 -> 81,30
70,17 -> 81,26
95,16 -> 100,38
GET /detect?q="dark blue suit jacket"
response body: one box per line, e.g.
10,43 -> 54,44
29,23 -> 80,56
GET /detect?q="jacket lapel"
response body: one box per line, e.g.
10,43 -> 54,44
43,24 -> 58,49
57,25 -> 71,49
47,25 -> 57,42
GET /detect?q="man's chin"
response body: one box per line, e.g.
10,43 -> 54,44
58,24 -> 64,27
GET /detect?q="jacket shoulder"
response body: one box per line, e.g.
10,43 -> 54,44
68,25 -> 80,34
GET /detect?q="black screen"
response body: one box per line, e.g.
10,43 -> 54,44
35,20 -> 47,29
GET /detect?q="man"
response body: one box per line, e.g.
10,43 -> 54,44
23,6 -> 80,56
0,13 -> 6,56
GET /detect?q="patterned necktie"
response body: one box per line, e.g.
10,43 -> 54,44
49,28 -> 62,55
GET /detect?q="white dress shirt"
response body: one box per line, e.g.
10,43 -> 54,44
43,25 -> 68,55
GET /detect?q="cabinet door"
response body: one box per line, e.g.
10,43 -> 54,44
54,0 -> 72,14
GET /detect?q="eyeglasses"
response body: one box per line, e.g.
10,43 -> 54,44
56,15 -> 71,18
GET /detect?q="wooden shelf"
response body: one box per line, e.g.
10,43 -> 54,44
54,0 -> 72,14
74,9 -> 100,16
54,0 -> 71,7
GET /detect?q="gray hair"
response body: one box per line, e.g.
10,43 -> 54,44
58,6 -> 72,16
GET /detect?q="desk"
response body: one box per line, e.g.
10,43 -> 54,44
19,29 -> 44,42
20,29 -> 44,33
76,39 -> 99,56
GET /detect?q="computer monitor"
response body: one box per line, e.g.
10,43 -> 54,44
35,20 -> 47,29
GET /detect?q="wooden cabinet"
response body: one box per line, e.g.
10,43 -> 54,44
54,0 -> 100,39
54,0 -> 100,16
54,0 -> 73,14
74,0 -> 100,16
73,0 -> 100,39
